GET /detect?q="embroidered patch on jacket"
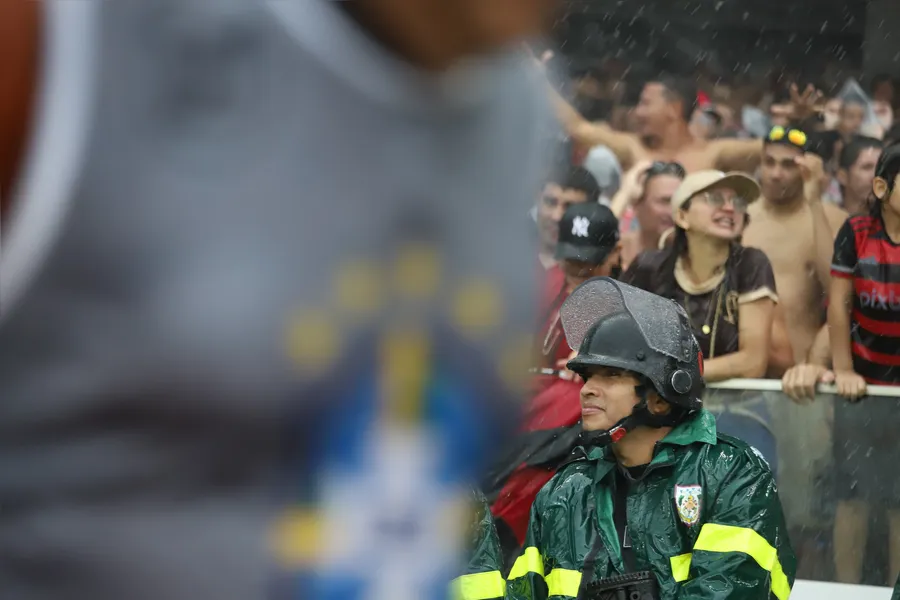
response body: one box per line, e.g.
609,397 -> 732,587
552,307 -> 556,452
674,484 -> 702,526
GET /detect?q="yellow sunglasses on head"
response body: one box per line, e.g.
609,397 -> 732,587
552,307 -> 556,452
768,126 -> 808,148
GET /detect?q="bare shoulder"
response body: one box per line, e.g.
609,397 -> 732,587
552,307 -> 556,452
746,201 -> 765,219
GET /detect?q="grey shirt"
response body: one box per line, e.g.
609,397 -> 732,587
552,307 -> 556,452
0,2 -> 548,599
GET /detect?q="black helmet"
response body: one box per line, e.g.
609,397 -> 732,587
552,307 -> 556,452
560,278 -> 704,443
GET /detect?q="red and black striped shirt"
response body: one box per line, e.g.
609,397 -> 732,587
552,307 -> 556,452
831,214 -> 900,385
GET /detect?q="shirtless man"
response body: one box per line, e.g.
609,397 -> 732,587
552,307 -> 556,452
545,58 -> 820,174
741,128 -> 847,564
743,130 -> 848,370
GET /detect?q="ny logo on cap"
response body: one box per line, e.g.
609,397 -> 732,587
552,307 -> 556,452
572,216 -> 590,238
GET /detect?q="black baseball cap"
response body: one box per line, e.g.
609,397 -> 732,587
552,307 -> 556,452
555,203 -> 620,265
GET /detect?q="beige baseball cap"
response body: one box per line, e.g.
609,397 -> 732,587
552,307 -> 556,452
670,170 -> 761,216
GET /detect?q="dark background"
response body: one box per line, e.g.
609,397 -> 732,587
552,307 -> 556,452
554,0 -> 868,85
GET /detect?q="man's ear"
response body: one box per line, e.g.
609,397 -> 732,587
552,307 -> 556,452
647,392 -> 671,415
873,177 -> 889,200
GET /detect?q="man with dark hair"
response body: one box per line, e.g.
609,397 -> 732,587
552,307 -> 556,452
534,165 -> 602,270
837,136 -> 883,215
747,127 -> 847,375
507,278 -> 795,600
542,60 -> 819,174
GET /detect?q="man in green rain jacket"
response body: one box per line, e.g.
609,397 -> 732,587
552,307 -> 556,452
507,278 -> 796,600
452,489 -> 506,600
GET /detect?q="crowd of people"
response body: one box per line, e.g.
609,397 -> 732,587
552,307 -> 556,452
2,1 -> 900,598
483,61 -> 900,591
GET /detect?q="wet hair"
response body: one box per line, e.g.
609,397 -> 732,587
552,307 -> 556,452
640,162 -> 686,203
885,124 -> 900,147
649,75 -> 698,122
807,130 -> 842,165
547,165 -> 602,204
839,136 -> 883,171
870,143 -> 900,217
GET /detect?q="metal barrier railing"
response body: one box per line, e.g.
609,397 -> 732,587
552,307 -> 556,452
708,378 -> 900,397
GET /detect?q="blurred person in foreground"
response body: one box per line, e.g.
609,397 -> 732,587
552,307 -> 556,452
0,1 -> 558,600
507,278 -> 795,600
828,142 -> 900,585
487,202 -> 620,568
621,171 -> 783,472
538,51 -> 820,174
614,161 -> 685,269
836,136 -> 884,215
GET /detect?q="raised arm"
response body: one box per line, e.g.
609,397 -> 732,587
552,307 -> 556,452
713,82 -> 823,175
546,85 -> 643,170
710,138 -> 764,173
797,153 -> 848,292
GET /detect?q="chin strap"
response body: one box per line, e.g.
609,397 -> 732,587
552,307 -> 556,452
579,383 -> 687,449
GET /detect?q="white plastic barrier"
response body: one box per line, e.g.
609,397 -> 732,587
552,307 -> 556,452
709,379 -> 900,397
707,378 -> 899,595
791,579 -> 891,599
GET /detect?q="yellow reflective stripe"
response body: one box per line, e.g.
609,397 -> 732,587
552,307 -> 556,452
507,548 -> 581,597
508,546 -> 544,580
451,571 -> 506,600
545,568 -> 582,597
670,552 -> 692,582
693,523 -> 792,600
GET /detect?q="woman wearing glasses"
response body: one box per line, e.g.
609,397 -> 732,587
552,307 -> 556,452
621,170 -> 781,473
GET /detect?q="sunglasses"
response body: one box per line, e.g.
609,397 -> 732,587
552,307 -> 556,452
696,190 -> 750,213
767,126 -> 808,148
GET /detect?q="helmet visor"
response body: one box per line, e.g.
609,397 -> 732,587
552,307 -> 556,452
560,277 -> 694,363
